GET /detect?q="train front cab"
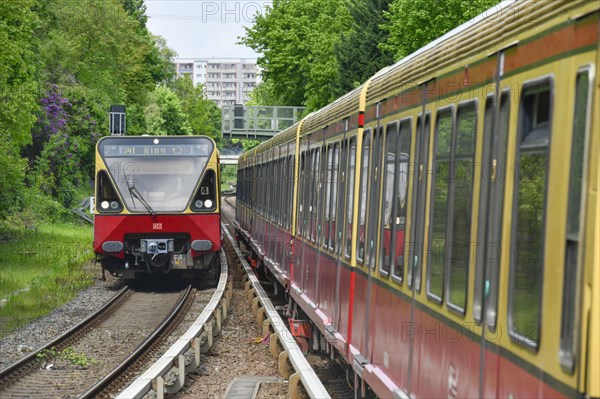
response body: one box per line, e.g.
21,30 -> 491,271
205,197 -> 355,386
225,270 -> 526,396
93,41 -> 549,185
93,135 -> 222,279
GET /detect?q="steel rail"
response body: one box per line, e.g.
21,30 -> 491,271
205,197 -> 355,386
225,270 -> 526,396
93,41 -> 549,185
222,225 -> 331,399
79,284 -> 194,398
0,285 -> 130,382
117,246 -> 231,399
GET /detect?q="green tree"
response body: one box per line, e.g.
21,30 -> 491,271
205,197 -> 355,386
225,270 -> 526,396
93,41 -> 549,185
121,0 -> 148,31
0,0 -> 40,218
169,77 -> 222,141
240,0 -> 351,111
145,86 -> 192,135
381,0 -> 501,60
0,0 -> 40,147
334,0 -> 394,95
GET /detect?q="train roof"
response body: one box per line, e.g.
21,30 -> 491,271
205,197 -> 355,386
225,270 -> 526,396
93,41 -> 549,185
366,0 -> 596,102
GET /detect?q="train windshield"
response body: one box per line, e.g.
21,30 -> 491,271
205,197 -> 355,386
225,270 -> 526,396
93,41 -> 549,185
98,136 -> 214,212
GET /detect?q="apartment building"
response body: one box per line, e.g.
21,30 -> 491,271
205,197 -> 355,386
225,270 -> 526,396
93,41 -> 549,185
174,58 -> 260,106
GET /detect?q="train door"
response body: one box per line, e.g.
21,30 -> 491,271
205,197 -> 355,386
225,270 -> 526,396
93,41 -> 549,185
405,81 -> 433,396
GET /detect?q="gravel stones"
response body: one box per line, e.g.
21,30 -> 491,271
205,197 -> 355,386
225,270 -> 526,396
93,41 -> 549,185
0,271 -> 123,370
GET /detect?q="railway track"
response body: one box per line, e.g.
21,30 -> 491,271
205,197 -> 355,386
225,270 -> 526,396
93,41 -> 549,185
221,195 -> 356,399
0,283 -> 198,398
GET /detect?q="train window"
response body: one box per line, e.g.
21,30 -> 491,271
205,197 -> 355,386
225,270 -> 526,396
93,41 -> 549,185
345,138 -> 357,258
336,140 -> 348,255
560,69 -> 591,372
278,156 -> 283,225
328,144 -> 340,251
267,160 -> 273,220
393,120 -> 412,281
357,130 -> 371,263
287,155 -> 294,229
447,102 -> 477,314
273,159 -> 278,223
427,108 -> 453,303
474,92 -> 510,327
297,152 -> 306,236
96,171 -> 123,213
282,156 -> 288,227
381,122 -> 399,275
277,160 -> 282,222
304,150 -> 312,239
366,127 -> 383,268
509,78 -> 553,348
408,113 -> 430,292
323,146 -> 331,248
191,170 -> 216,211
305,149 -> 314,240
310,148 -> 321,242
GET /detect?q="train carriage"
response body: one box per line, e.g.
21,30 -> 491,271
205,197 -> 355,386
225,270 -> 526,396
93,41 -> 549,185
94,135 -> 221,279
235,0 -> 599,397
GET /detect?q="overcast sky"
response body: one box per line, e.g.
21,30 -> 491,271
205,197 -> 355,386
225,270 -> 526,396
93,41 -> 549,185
145,0 -> 271,59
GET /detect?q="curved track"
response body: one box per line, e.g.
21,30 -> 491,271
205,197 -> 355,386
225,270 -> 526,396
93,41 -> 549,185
0,285 -> 195,398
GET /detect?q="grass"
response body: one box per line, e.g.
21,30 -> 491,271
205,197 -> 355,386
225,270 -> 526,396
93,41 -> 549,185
0,223 -> 95,337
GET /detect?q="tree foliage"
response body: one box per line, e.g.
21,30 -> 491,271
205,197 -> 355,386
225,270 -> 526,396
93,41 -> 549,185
240,0 -> 351,111
169,77 -> 222,142
380,0 -> 501,60
0,0 -> 176,228
334,0 -> 394,95
145,86 -> 192,136
0,0 -> 40,219
0,0 -> 40,147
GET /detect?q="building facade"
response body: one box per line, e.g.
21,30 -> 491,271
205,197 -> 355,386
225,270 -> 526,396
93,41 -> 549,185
174,58 -> 260,106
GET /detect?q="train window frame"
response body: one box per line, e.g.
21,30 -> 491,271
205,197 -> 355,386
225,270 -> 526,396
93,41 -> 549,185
303,149 -> 312,240
311,147 -> 322,243
191,169 -> 217,212
408,113 -> 431,292
380,121 -> 399,277
366,126 -> 384,268
508,75 -> 554,350
473,91 -> 511,328
337,139 -> 349,256
328,142 -> 340,252
287,154 -> 294,229
297,150 -> 306,237
345,137 -> 358,259
392,117 -> 412,284
323,144 -> 334,249
426,106 -> 454,305
446,100 -> 478,316
96,170 -> 124,213
560,66 -> 593,372
356,128 -> 372,264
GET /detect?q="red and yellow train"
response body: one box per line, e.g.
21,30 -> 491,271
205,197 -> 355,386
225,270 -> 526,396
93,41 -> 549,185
93,135 -> 221,279
235,0 -> 599,397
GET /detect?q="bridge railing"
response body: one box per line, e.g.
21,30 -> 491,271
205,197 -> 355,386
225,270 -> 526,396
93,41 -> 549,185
222,105 -> 305,140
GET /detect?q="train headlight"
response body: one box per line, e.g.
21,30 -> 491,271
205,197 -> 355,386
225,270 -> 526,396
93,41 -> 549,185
204,199 -> 213,209
110,201 -> 119,210
101,201 -> 110,210
194,200 -> 203,209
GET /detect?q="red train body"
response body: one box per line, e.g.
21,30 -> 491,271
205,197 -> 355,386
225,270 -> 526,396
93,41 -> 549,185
93,135 -> 221,279
235,1 -> 600,398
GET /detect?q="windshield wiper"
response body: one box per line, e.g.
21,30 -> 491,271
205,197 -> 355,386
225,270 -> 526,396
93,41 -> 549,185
124,171 -> 156,216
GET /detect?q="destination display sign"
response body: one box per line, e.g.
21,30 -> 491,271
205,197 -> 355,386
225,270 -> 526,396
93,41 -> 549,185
102,144 -> 211,157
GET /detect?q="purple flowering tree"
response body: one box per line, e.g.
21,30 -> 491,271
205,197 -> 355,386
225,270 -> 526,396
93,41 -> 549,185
26,85 -> 101,207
